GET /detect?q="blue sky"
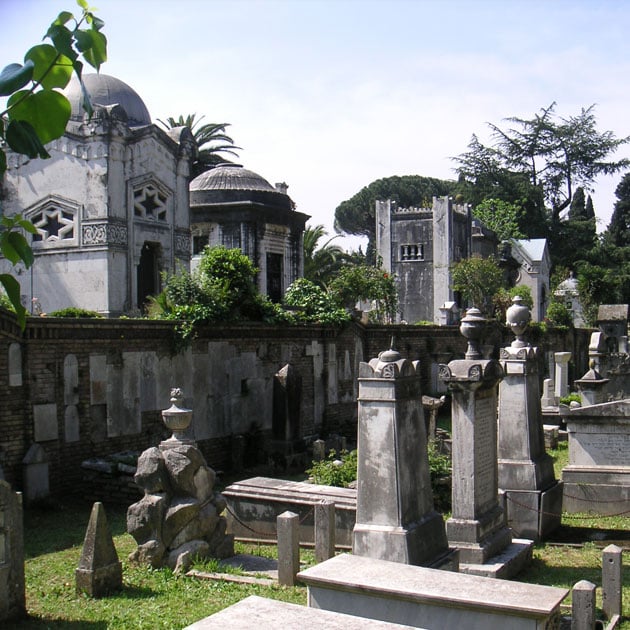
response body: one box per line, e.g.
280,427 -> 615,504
2,0 -> 629,250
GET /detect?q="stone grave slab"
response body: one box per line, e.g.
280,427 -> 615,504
299,553 -> 567,630
223,476 -> 356,547
184,595 -> 421,629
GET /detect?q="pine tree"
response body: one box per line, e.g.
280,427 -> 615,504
606,173 -> 630,247
569,187 -> 587,219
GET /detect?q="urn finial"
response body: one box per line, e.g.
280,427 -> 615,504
506,296 -> 531,348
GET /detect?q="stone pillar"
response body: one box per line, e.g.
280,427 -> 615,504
554,352 -> 571,400
277,511 -> 300,586
602,544 -> 622,621
572,580 -> 596,630
497,297 -> 563,542
353,344 -> 455,569
541,378 -> 556,409
315,500 -> 335,564
0,480 -> 25,623
440,308 -> 531,577
575,365 -> 609,407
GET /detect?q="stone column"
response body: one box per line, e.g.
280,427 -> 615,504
440,308 -> 531,577
353,345 -> 455,569
554,352 -> 571,400
497,297 -> 563,542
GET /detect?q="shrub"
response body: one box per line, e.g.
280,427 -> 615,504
545,301 -> 573,328
307,450 -> 357,487
283,279 -> 350,325
328,264 -> 397,323
47,307 -> 103,318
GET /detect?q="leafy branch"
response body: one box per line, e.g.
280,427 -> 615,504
0,0 -> 107,327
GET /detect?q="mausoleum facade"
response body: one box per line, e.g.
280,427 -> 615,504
189,164 -> 309,302
1,74 -> 196,315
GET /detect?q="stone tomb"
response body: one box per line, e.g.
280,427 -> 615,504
562,399 -> 630,515
223,476 -> 356,547
299,553 -> 568,630
440,308 -> 532,577
353,345 -> 455,569
497,297 -> 562,541
0,480 -> 25,623
185,595 -> 421,629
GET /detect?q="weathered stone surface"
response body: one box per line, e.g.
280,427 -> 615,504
192,466 -> 216,502
134,447 -> 169,493
166,540 -> 209,570
126,493 -> 167,543
162,446 -> 203,495
163,497 -> 200,547
129,539 -> 165,568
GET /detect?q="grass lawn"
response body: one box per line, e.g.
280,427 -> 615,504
10,442 -> 630,628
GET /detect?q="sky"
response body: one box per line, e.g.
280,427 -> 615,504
2,0 -> 630,251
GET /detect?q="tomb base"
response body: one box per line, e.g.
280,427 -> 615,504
502,481 -> 563,541
75,561 -> 122,597
459,538 -> 534,579
446,504 -> 511,564
353,510 -> 455,568
562,466 -> 630,515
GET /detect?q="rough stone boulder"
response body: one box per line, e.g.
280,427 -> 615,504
127,442 -> 233,569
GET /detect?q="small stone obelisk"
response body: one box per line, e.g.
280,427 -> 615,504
353,342 -> 456,569
498,297 -> 563,541
76,502 -> 122,597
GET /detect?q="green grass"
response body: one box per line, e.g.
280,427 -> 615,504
11,443 -> 630,628
14,500 -> 307,629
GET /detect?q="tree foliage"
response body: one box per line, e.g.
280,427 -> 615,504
334,174 -> 456,252
283,278 -> 350,325
302,224 -> 346,288
0,0 -> 107,327
472,198 -> 525,241
454,103 -> 630,236
451,255 -> 504,315
606,173 -> 630,248
328,264 -> 398,323
157,113 -> 240,178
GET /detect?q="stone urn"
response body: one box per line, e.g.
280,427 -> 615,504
506,296 -> 531,348
460,307 -> 485,359
162,388 -> 192,442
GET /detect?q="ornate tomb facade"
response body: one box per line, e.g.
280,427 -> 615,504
1,73 -> 196,315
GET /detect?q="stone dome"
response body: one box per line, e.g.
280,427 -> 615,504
64,73 -> 151,126
190,164 -> 293,211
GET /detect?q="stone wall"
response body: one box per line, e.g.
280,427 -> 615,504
0,311 -> 591,500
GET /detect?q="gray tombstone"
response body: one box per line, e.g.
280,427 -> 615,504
497,297 -> 563,542
0,480 -> 25,622
440,308 -> 532,577
272,364 -> 302,442
22,443 -> 50,504
353,344 -> 456,569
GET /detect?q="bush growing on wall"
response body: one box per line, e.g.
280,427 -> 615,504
148,247 -> 288,345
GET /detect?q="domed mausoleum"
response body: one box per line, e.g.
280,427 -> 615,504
1,74 -> 196,315
190,164 -> 309,302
